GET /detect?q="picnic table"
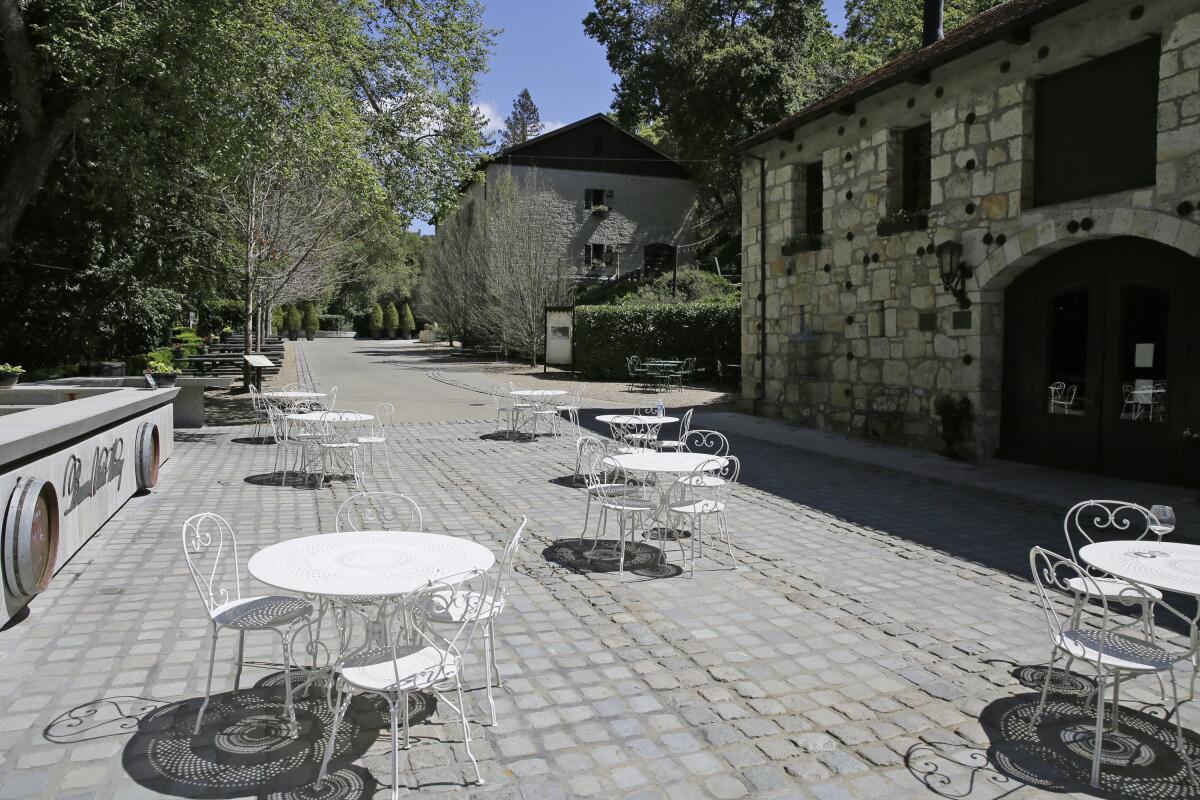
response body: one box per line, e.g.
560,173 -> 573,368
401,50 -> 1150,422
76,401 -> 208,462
244,354 -> 274,391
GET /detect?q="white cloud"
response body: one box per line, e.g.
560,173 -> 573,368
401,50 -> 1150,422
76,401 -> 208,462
475,101 -> 505,135
541,119 -> 566,134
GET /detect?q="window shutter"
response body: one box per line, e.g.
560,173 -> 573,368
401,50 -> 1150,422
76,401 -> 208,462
584,189 -> 592,209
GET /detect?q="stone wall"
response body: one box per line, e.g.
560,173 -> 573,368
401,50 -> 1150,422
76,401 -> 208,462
740,0 -> 1200,458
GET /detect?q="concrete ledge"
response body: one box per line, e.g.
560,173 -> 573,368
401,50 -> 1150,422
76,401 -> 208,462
25,377 -> 232,428
0,387 -> 178,466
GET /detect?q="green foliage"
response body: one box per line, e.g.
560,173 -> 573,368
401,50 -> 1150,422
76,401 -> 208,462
146,358 -> 176,374
573,301 -> 740,380
0,364 -> 25,374
843,0 -> 1006,67
285,306 -> 303,333
369,303 -> 385,337
301,303 -> 320,333
383,302 -> 400,333
199,300 -> 245,335
319,314 -> 348,331
400,302 -> 416,336
584,0 -> 858,257
576,267 -> 738,306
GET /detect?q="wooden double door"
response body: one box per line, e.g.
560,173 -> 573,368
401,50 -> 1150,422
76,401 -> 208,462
1001,238 -> 1200,487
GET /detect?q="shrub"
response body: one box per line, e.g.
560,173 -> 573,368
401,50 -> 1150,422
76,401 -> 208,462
285,306 -> 303,334
400,302 -> 415,337
319,314 -> 347,331
383,302 -> 399,335
369,304 -> 384,337
301,302 -> 320,333
270,308 -> 282,335
575,265 -> 737,306
573,300 -> 740,380
198,298 -> 244,335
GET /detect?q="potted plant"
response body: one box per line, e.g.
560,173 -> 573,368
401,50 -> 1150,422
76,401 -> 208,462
934,394 -> 972,458
400,302 -> 415,340
302,303 -> 320,341
0,363 -> 24,388
877,209 -> 929,237
220,325 -> 234,343
781,233 -> 823,255
146,359 -> 179,388
369,303 -> 384,338
590,204 -> 609,218
383,302 -> 399,339
285,306 -> 303,340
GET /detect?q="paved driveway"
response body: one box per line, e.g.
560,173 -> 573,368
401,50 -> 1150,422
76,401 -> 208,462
1,340 -> 1197,799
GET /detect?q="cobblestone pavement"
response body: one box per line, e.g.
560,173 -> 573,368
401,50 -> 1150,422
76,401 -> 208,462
3,343 -> 1199,800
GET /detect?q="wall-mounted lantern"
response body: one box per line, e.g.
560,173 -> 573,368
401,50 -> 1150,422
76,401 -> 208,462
936,240 -> 972,309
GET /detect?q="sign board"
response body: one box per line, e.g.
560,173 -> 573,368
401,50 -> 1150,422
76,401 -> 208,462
545,306 -> 574,369
244,354 -> 274,369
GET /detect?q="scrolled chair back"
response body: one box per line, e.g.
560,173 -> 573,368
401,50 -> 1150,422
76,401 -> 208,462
181,513 -> 242,615
336,491 -> 423,533
1063,499 -> 1160,564
326,385 -> 339,410
408,569 -> 493,683
1029,547 -> 1113,659
494,516 -> 527,611
683,429 -> 730,457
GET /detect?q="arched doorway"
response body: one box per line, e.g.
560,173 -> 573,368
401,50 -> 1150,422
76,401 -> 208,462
1000,237 -> 1200,486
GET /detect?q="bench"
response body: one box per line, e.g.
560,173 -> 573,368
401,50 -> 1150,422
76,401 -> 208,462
858,385 -> 910,443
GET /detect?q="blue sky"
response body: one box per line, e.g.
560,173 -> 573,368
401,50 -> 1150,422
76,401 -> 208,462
414,0 -> 847,232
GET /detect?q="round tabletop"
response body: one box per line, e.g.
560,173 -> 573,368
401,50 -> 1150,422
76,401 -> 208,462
286,411 -> 373,424
608,452 -> 727,474
1079,540 -> 1200,596
511,389 -> 567,397
263,391 -> 326,400
248,531 -> 495,598
596,414 -> 679,425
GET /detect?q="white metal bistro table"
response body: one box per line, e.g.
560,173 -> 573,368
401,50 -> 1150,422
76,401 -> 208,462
285,410 -> 373,425
608,451 -> 726,475
510,389 -> 568,398
1079,541 -> 1200,597
263,391 -> 326,401
248,530 -> 495,598
596,414 -> 680,426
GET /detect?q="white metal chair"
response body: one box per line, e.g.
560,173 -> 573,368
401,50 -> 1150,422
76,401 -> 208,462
268,408 -> 312,487
335,491 -> 423,533
581,450 -> 655,577
528,397 -> 560,438
317,411 -> 363,489
1063,500 -> 1165,639
610,408 -> 663,452
318,570 -> 490,792
427,516 -> 526,727
577,436 -> 629,536
666,456 -> 740,577
326,385 -> 339,410
654,408 -> 694,451
357,402 -> 395,479
490,384 -> 514,433
248,384 -> 270,441
683,428 -> 731,457
181,513 -> 313,735
1028,547 -> 1196,788
1049,382 -> 1077,414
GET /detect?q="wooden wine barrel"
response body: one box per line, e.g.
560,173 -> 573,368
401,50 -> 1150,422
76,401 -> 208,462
3,477 -> 60,598
135,422 -> 160,491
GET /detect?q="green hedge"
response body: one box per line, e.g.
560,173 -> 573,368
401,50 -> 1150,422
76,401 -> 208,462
319,314 -> 348,331
574,301 -> 740,380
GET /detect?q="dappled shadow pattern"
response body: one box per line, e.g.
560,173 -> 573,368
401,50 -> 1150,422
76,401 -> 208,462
176,432 -> 221,444
544,537 -> 683,579
977,692 -> 1200,798
244,472 -> 319,490
1010,664 -> 1099,698
204,390 -> 257,427
548,474 -> 584,489
122,681 -> 384,799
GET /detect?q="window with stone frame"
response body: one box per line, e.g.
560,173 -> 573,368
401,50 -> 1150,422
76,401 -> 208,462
585,188 -> 611,209
901,123 -> 932,213
586,242 -> 614,267
804,161 -> 824,235
1032,37 -> 1159,207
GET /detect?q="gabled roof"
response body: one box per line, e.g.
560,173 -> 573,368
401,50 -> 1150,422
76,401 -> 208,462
496,113 -> 684,166
737,0 -> 1089,151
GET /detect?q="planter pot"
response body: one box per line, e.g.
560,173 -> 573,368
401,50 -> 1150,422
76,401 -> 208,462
939,415 -> 966,457
220,332 -> 230,343
0,374 -> 19,388
305,330 -> 315,341
152,372 -> 178,388
876,215 -> 929,237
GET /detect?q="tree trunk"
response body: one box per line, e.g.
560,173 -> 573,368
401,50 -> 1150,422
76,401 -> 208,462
242,263 -> 254,391
0,104 -> 87,263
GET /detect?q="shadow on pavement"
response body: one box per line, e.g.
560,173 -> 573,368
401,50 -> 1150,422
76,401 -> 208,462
544,537 -> 683,579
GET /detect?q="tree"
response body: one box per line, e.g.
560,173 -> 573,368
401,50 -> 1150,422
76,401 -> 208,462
383,302 -> 400,337
401,302 -> 416,338
843,0 -> 1006,67
369,304 -> 384,338
285,305 -> 302,337
302,303 -> 320,336
584,0 -> 860,255
499,89 -> 545,149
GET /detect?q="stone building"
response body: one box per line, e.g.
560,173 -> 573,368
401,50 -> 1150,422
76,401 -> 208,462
447,114 -> 696,279
737,0 -> 1200,486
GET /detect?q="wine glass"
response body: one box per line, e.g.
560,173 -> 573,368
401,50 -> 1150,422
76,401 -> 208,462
1149,505 -> 1176,538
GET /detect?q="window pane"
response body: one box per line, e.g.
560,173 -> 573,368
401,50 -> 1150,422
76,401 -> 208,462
805,162 -> 823,235
1116,285 -> 1169,423
902,124 -> 931,212
1047,288 -> 1089,415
